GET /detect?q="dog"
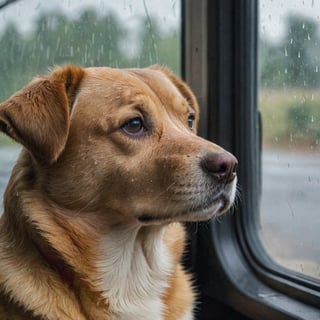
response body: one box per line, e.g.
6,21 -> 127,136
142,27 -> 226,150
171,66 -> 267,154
0,65 -> 237,320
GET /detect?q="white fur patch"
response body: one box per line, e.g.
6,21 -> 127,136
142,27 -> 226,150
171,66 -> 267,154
94,225 -> 173,320
179,305 -> 194,320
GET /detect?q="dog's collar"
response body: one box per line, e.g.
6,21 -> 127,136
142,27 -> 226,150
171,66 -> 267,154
34,241 -> 74,289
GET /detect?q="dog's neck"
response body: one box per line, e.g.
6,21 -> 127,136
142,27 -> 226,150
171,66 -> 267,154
2,179 -> 175,319
93,224 -> 173,320
33,239 -> 75,289
29,201 -> 173,319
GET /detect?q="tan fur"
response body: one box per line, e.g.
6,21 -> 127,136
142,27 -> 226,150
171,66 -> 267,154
0,65 -> 237,319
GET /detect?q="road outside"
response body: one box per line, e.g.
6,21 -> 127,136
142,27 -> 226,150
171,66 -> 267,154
0,146 -> 319,279
260,149 -> 320,279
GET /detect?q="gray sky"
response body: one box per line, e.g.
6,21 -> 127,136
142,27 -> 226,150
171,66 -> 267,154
0,0 -> 180,33
1,0 -> 320,43
260,0 -> 320,43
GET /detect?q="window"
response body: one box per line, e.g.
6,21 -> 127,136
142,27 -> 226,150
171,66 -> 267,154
184,0 -> 320,319
1,1 -> 319,319
259,0 -> 320,282
0,0 -> 181,205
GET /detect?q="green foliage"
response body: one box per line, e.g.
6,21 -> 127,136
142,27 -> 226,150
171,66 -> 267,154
0,23 -> 30,99
284,15 -> 319,87
260,14 -> 320,88
128,16 -> 180,74
287,101 -> 320,141
0,8 -> 180,104
259,89 -> 320,147
260,13 -> 320,147
260,41 -> 287,87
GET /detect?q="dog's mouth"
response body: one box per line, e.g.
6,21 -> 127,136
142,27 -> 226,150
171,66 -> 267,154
137,192 -> 234,225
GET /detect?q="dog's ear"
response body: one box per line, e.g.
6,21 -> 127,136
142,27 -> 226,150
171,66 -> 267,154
148,65 -> 200,127
0,65 -> 85,164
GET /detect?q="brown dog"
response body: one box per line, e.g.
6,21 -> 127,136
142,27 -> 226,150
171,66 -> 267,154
0,65 -> 237,320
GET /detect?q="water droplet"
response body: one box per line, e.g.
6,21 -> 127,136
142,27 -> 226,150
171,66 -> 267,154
284,47 -> 288,56
298,51 -> 301,58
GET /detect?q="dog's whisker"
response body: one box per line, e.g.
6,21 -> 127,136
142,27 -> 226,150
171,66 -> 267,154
151,181 -> 177,202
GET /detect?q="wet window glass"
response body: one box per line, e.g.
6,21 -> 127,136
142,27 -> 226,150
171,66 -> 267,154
0,0 -> 181,206
259,0 -> 320,280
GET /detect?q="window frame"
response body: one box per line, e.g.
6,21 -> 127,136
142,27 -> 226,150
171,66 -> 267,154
183,0 -> 320,319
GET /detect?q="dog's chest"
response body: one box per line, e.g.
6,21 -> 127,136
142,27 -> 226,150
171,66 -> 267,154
95,226 -> 173,320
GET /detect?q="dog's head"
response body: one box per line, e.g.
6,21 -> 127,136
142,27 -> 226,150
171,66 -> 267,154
0,65 -> 237,226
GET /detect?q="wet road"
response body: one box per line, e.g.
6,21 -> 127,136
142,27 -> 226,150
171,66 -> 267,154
260,149 -> 320,278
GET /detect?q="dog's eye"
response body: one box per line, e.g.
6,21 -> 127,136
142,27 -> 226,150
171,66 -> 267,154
121,117 -> 146,136
188,114 -> 195,129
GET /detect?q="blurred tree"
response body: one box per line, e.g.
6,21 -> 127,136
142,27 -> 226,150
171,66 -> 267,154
0,24 -> 30,100
29,9 -> 127,68
136,16 -> 180,74
260,39 -> 286,87
71,9 -> 127,66
260,13 -> 320,88
0,8 -> 180,103
284,14 -> 320,87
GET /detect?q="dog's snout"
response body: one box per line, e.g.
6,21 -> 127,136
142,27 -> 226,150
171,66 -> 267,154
201,151 -> 238,183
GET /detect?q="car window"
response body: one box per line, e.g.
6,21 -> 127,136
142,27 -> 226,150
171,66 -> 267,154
259,0 -> 320,281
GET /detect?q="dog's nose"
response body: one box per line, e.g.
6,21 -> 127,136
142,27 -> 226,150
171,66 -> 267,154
201,151 -> 238,183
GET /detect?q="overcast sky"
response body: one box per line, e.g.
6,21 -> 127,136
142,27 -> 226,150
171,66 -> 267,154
0,0 -> 180,33
260,0 -> 320,43
1,0 -> 320,42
